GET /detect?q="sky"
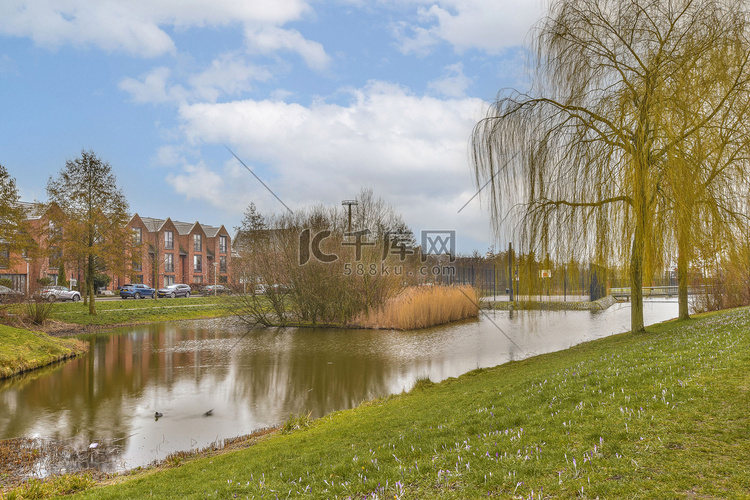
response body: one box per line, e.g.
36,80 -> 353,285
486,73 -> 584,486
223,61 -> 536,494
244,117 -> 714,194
0,0 -> 544,254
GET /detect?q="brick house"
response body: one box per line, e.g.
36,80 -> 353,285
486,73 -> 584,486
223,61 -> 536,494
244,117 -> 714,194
1,202 -> 232,293
126,214 -> 231,289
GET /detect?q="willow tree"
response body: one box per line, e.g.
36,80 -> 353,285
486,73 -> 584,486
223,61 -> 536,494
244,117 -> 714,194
662,38 -> 750,319
472,0 -> 750,333
47,150 -> 131,315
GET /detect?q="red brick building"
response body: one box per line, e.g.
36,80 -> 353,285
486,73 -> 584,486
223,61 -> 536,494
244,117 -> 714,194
127,214 -> 231,290
0,202 -> 60,294
1,202 -> 232,293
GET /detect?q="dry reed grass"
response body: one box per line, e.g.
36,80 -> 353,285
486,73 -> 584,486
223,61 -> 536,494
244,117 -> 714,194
354,285 -> 479,330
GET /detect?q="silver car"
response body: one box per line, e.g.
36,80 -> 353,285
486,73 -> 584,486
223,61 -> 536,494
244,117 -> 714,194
157,283 -> 191,298
40,285 -> 81,302
0,285 -> 23,303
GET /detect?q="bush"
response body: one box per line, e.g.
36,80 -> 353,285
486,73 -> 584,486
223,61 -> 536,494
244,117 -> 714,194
22,297 -> 55,325
0,278 -> 12,289
230,203 -> 417,327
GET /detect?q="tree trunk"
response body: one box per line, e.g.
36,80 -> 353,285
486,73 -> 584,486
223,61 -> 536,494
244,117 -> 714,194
88,254 -> 96,315
630,178 -> 646,333
630,236 -> 645,333
677,241 -> 689,320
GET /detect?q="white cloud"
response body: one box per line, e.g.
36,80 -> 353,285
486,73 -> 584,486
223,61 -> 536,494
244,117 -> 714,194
119,55 -> 273,104
0,0 -> 311,57
244,26 -> 331,71
166,162 -> 224,202
392,0 -> 544,55
188,55 -> 274,102
168,81 -> 494,246
428,62 -> 472,97
119,67 -> 185,103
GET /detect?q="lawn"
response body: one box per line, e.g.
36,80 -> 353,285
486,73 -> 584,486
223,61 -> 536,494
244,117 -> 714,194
44,306 -> 747,499
0,324 -> 87,379
47,296 -> 233,326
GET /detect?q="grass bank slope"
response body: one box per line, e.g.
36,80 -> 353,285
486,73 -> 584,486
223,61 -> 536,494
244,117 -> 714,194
68,307 -> 750,499
0,325 -> 87,379
48,297 -> 230,327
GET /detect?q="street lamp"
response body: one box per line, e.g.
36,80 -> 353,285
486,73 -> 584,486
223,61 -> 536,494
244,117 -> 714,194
24,256 -> 31,295
341,200 -> 359,233
213,262 -> 219,296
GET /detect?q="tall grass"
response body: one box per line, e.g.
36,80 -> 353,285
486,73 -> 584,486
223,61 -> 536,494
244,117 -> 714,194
354,285 -> 479,330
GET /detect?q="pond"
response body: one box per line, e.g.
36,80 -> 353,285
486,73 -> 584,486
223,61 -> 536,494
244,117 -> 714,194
0,300 -> 677,473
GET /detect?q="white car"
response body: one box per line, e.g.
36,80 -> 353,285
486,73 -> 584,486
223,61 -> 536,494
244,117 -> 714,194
40,285 -> 81,302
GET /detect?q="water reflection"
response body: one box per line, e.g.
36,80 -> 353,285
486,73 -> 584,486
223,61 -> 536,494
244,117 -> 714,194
0,300 -> 676,472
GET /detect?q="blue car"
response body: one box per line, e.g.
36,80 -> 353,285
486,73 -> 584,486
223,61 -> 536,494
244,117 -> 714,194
120,283 -> 155,299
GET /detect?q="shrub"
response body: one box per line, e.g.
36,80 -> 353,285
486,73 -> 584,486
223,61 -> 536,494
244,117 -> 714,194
280,411 -> 313,434
22,297 -> 55,325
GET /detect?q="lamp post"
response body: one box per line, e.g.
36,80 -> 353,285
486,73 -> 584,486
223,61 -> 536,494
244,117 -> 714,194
341,200 -> 359,233
213,262 -> 219,296
24,257 -> 31,295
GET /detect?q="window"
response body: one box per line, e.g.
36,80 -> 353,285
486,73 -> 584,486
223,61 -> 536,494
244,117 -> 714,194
49,221 -> 61,239
49,247 -> 62,269
193,255 -> 202,272
165,253 -> 174,273
164,275 -> 175,286
132,275 -> 143,284
193,276 -> 203,283
194,234 -> 202,252
219,275 -> 228,284
132,227 -> 142,244
0,247 -> 8,269
219,255 -> 227,273
219,235 -> 227,254
165,230 -> 173,250
132,256 -> 142,272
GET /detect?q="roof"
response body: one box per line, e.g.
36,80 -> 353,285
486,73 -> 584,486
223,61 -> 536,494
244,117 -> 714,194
201,224 -> 221,238
135,215 -> 227,238
18,201 -> 46,220
139,217 -> 165,232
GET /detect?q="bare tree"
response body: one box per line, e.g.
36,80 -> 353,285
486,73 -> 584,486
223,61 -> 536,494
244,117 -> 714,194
472,0 -> 750,332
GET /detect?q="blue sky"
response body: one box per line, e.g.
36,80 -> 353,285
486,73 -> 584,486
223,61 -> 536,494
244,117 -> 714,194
0,0 -> 543,254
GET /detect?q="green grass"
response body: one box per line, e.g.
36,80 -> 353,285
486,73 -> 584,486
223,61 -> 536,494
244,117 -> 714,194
18,307 -> 750,498
0,324 -> 88,378
47,296 -> 232,326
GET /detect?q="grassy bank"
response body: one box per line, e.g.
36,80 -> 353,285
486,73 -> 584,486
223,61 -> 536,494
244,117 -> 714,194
46,296 -> 231,327
0,324 -> 88,379
31,306 -> 745,499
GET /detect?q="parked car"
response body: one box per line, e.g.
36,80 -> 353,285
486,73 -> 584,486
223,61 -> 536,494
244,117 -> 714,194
39,285 -> 81,303
201,284 -> 230,295
0,285 -> 23,303
119,283 -> 155,299
157,283 -> 191,298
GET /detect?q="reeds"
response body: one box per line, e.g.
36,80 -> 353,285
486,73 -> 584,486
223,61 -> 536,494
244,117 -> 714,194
354,285 -> 479,330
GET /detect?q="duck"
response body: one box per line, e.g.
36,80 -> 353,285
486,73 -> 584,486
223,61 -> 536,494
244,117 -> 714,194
154,411 -> 163,418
